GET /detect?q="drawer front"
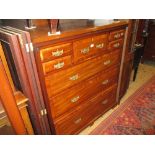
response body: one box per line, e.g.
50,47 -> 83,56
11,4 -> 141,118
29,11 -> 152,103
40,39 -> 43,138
45,50 -> 121,96
90,84 -> 117,119
54,84 -> 117,134
40,43 -> 72,62
73,37 -> 95,63
54,102 -> 93,134
50,66 -> 119,118
42,56 -> 72,74
93,34 -> 108,52
73,34 -> 108,63
109,29 -> 125,41
108,39 -> 124,51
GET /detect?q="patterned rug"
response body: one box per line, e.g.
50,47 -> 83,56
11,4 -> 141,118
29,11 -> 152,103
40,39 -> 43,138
90,75 -> 155,135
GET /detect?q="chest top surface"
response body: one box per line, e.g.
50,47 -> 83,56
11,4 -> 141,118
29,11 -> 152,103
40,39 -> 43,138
29,20 -> 128,47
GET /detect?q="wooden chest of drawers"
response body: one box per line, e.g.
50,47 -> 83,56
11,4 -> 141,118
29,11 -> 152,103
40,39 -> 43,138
33,22 -> 127,134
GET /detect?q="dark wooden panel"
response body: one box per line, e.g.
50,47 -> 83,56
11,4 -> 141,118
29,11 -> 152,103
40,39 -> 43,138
142,23 -> 155,62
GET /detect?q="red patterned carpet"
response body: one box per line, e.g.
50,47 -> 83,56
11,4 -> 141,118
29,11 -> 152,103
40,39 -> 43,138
90,75 -> 155,135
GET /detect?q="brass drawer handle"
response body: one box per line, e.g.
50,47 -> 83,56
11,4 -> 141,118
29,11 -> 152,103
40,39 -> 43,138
74,118 -> 82,124
104,60 -> 111,65
102,79 -> 109,85
54,62 -> 64,69
71,96 -> 80,103
113,43 -> 120,48
69,74 -> 79,81
52,49 -> 64,57
96,43 -> 104,49
101,99 -> 108,105
114,33 -> 121,39
81,47 -> 90,54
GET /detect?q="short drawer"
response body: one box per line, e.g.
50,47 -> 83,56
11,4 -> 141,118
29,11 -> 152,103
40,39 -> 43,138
50,66 -> 119,118
73,34 -> 108,63
73,37 -> 95,63
108,39 -> 124,51
93,34 -> 108,52
42,56 -> 72,74
40,43 -> 72,62
54,84 -> 117,135
109,29 -> 125,41
45,50 -> 121,96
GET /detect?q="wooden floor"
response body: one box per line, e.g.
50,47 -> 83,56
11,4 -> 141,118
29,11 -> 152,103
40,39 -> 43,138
79,61 -> 155,134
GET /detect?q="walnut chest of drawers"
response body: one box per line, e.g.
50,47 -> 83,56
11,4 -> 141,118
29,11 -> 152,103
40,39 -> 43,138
33,22 -> 127,134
